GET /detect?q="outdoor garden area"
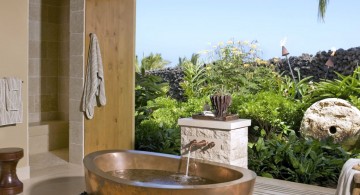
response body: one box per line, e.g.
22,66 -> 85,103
134,39 -> 360,188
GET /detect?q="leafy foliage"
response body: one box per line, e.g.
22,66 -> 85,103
303,66 -> 360,106
318,0 -> 330,22
201,40 -> 269,94
135,70 -> 166,125
139,53 -> 170,71
249,131 -> 355,187
135,120 -> 181,155
231,91 -> 303,137
277,69 -> 314,99
180,62 -> 207,98
177,53 -> 200,68
350,95 -> 360,109
135,96 -> 207,155
146,97 -> 181,128
134,45 -> 360,188
146,96 -> 207,128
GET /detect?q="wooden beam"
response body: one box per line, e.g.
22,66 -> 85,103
84,0 -> 135,155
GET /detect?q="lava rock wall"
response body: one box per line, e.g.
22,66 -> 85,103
147,67 -> 185,101
274,47 -> 360,81
148,47 -> 360,100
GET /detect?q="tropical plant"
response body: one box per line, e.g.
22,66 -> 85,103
177,53 -> 200,68
231,91 -> 303,138
145,97 -> 181,128
277,69 -> 313,100
177,56 -> 187,67
145,96 -> 207,128
135,96 -> 206,155
318,0 -> 330,22
180,62 -> 207,98
139,53 -> 170,70
190,53 -> 200,65
249,130 -> 355,188
245,65 -> 283,93
350,95 -> 360,109
203,40 -> 266,94
303,66 -> 360,106
135,69 -> 167,125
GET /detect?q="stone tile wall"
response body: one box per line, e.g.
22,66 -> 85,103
29,0 -> 70,122
69,0 -> 85,164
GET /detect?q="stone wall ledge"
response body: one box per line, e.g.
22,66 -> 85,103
178,118 -> 251,130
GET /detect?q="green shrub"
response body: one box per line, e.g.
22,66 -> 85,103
135,120 -> 180,155
146,96 -> 208,128
303,66 -> 360,106
249,130 -> 355,187
179,97 -> 208,117
202,40 -> 274,95
146,97 -> 181,128
135,96 -> 207,155
180,62 -> 208,98
231,91 -> 303,138
135,70 -> 167,125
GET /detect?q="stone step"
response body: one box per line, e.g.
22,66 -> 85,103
29,121 -> 69,155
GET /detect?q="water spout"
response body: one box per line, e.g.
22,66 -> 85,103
185,147 -> 191,177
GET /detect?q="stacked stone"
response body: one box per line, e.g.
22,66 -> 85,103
274,47 -> 360,81
178,118 -> 251,168
147,67 -> 185,101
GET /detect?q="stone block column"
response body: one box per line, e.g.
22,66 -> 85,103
178,118 -> 251,168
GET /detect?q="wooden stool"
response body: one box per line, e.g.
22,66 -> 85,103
0,148 -> 23,195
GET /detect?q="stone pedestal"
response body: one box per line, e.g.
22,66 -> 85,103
178,118 -> 251,168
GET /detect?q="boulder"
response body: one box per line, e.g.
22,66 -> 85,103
300,98 -> 360,149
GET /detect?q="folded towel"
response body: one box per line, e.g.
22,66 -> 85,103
5,77 -> 20,91
5,77 -> 22,111
336,158 -> 360,195
82,33 -> 106,119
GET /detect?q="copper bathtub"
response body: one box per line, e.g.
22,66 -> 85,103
83,150 -> 256,195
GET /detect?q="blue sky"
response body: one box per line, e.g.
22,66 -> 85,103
136,1 -> 360,66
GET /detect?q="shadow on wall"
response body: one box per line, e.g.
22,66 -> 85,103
29,176 -> 85,195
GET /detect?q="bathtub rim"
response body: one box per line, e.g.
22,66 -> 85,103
83,149 -> 256,190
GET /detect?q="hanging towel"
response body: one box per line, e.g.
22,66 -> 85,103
5,77 -> 22,111
0,79 -> 6,125
335,158 -> 360,195
82,33 -> 106,119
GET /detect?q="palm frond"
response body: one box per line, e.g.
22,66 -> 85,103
318,0 -> 329,22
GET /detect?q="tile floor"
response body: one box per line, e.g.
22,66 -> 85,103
21,150 -> 86,195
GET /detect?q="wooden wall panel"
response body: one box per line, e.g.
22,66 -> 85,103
84,0 -> 135,155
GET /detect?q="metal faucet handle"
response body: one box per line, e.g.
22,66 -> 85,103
207,142 -> 215,148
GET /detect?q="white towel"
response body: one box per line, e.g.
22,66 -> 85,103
335,158 -> 360,195
82,33 -> 106,119
5,77 -> 22,111
0,79 -> 6,125
0,77 -> 23,126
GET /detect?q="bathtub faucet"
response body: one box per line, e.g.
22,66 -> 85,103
191,140 -> 208,148
190,140 -> 216,151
